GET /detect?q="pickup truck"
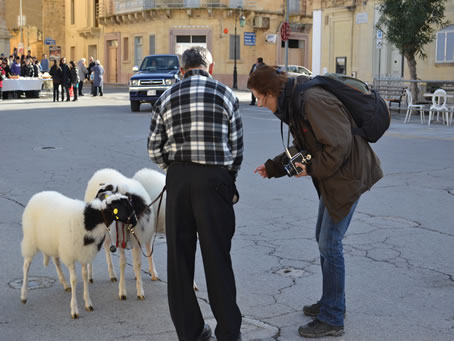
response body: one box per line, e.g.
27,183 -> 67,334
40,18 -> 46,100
129,54 -> 180,112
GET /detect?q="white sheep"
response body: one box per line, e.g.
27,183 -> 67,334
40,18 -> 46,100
132,167 -> 198,291
84,168 -> 158,301
133,168 -> 166,234
20,190 -> 136,319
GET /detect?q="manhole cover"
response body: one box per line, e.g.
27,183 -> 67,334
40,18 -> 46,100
9,276 -> 55,290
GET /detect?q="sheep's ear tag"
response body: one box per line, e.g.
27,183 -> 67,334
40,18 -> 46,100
113,208 -> 119,215
104,194 -> 109,199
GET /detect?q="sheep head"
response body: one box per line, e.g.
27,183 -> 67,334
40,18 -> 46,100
103,193 -> 138,227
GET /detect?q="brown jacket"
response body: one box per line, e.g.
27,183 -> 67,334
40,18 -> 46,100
265,85 -> 383,222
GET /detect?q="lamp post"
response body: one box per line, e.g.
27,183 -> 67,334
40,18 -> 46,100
233,9 -> 246,90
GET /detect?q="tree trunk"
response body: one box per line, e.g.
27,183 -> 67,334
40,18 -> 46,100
406,53 -> 419,102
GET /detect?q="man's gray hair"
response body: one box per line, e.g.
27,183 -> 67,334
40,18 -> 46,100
181,46 -> 213,71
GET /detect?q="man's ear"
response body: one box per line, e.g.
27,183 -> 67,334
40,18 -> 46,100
180,67 -> 185,75
208,62 -> 214,75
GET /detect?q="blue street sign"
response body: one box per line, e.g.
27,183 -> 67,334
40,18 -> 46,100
44,38 -> 56,45
244,32 -> 256,46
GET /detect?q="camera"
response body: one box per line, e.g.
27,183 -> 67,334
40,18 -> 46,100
284,151 -> 312,177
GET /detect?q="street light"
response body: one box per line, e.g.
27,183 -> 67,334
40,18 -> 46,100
233,9 -> 246,90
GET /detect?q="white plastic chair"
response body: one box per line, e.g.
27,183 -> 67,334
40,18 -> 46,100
428,89 -> 449,126
404,88 -> 425,124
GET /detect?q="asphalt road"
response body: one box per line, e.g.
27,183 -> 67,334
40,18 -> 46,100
0,86 -> 453,341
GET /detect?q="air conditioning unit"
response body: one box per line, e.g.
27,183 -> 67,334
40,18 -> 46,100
253,16 -> 270,29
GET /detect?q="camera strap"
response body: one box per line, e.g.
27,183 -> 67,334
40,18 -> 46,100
280,120 -> 293,159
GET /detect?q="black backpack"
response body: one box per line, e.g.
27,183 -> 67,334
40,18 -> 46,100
292,73 -> 390,143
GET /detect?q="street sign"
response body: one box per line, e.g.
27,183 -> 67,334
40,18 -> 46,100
244,32 -> 256,46
377,30 -> 383,40
44,38 -> 56,45
376,39 -> 383,49
280,22 -> 291,41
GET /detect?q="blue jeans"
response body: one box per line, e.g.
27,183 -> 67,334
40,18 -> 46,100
315,196 -> 359,327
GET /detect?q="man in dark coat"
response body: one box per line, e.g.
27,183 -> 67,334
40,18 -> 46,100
248,57 -> 264,105
60,57 -> 71,102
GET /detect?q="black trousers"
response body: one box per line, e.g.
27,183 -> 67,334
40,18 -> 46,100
78,80 -> 84,95
166,162 -> 241,341
53,83 -> 60,101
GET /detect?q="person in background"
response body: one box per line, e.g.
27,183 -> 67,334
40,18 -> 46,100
11,56 -> 21,76
69,60 -> 80,101
77,58 -> 88,96
1,59 -> 11,78
0,61 -> 5,101
32,59 -> 40,77
87,56 -> 96,95
92,60 -> 104,96
40,54 -> 49,73
148,46 -> 244,341
21,57 -> 34,77
248,57 -> 265,105
60,57 -> 71,102
49,59 -> 62,102
8,55 -> 14,66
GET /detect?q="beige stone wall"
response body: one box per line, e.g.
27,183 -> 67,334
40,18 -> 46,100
42,0 -> 65,59
315,0 -> 454,83
64,0 -> 313,88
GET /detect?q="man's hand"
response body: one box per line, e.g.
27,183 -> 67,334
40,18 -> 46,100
294,162 -> 308,178
254,164 -> 268,178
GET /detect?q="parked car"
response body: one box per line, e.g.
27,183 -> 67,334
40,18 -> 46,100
129,54 -> 180,112
277,65 -> 312,77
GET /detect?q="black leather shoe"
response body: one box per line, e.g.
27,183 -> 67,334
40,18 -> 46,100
196,324 -> 212,341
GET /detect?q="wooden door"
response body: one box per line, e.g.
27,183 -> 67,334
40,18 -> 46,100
108,45 -> 117,83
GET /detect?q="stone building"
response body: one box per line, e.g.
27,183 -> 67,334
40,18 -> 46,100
64,0 -> 312,89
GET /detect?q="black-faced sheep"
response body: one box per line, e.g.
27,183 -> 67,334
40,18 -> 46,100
20,191 -> 137,319
84,168 -> 157,300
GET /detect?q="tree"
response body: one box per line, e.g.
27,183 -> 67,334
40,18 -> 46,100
377,0 -> 448,99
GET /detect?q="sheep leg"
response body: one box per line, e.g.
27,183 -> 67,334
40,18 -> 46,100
52,257 -> 70,291
20,257 -> 32,304
104,235 -> 117,282
81,264 -> 94,311
145,241 -> 159,281
132,244 -> 145,300
87,263 -> 93,283
118,247 -> 127,300
68,263 -> 79,319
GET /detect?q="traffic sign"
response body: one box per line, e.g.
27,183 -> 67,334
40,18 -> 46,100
280,22 -> 291,41
44,38 -> 56,45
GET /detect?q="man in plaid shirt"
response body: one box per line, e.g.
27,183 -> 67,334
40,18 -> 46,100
148,47 -> 243,341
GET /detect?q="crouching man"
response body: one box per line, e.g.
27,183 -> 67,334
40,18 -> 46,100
249,65 -> 383,338
147,46 -> 243,341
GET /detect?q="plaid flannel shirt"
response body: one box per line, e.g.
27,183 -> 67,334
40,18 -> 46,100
147,69 -> 244,178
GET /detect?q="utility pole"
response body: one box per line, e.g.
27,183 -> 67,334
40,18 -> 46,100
284,0 -> 289,71
19,0 -> 23,53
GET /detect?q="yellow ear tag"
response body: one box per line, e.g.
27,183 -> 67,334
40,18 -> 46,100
115,216 -> 119,220
113,208 -> 118,215
104,194 -> 109,199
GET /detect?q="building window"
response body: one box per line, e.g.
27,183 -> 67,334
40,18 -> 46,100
289,0 -> 300,14
229,35 -> 241,60
185,0 -> 200,7
70,46 -> 75,61
94,0 -> 99,27
123,37 -> 129,61
229,0 -> 243,8
71,0 -> 75,25
134,36 -> 143,67
149,35 -> 155,55
175,35 -> 207,55
436,25 -> 454,63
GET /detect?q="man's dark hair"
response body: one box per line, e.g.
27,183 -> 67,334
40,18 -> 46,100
181,46 -> 213,71
257,57 -> 263,63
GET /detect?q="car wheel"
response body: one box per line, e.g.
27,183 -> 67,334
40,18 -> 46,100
130,101 -> 140,112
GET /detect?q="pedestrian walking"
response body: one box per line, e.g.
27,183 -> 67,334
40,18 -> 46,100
248,57 -> 264,105
92,60 -> 104,96
60,57 -> 71,102
77,58 -> 88,96
148,46 -> 244,341
69,61 -> 80,101
49,60 -> 62,102
248,65 -> 383,338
